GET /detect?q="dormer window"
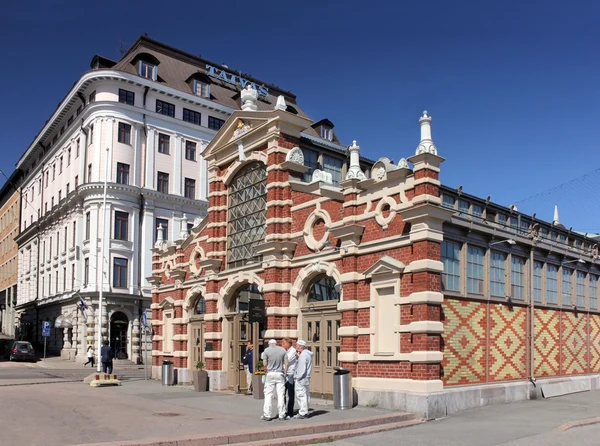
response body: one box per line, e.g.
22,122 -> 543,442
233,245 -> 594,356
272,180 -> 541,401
320,126 -> 333,141
139,60 -> 157,80
194,80 -> 210,98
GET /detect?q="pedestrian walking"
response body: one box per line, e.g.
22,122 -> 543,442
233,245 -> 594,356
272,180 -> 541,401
282,337 -> 297,418
100,340 -> 114,374
242,342 -> 254,395
261,339 -> 287,421
293,339 -> 313,419
83,345 -> 95,367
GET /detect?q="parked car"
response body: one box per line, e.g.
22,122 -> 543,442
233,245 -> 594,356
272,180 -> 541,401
9,341 -> 36,362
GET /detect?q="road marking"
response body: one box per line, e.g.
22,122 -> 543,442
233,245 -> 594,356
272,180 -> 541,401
556,416 -> 600,431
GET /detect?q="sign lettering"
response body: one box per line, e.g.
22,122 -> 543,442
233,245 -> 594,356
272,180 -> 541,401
206,64 -> 269,97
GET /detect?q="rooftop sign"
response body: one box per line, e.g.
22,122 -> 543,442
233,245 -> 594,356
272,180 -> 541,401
206,64 -> 269,97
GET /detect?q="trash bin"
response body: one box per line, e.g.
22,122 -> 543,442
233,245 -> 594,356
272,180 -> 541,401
333,367 -> 353,410
161,360 -> 175,386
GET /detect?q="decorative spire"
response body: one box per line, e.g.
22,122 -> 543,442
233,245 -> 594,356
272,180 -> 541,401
345,140 -> 366,181
154,224 -> 165,248
241,84 -> 258,111
415,110 -> 438,155
275,95 -> 287,111
553,205 -> 560,226
179,214 -> 189,240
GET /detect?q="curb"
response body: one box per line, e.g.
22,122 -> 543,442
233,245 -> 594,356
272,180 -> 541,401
556,416 -> 600,432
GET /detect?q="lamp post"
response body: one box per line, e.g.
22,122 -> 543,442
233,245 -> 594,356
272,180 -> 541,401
96,147 -> 110,373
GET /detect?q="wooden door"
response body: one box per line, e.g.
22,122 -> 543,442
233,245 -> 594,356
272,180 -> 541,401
303,311 -> 341,398
227,316 -> 265,392
189,321 -> 205,369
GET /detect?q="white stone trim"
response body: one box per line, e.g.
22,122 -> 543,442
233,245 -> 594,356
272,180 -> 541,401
291,196 -> 330,212
266,217 -> 293,225
208,205 -> 228,212
396,291 -> 444,305
221,152 -> 268,185
263,282 -> 292,293
374,196 -> 397,230
337,300 -> 372,311
206,222 -> 228,228
266,200 -> 294,208
204,351 -> 224,359
204,314 -> 221,321
409,351 -> 443,363
204,332 -> 223,340
353,377 -> 443,393
264,329 -> 298,338
412,177 -> 441,187
398,321 -> 444,333
406,259 -> 444,274
266,181 -> 290,189
337,326 -> 373,336
266,306 -> 300,316
340,272 -> 366,284
303,208 -> 332,252
173,334 -> 187,341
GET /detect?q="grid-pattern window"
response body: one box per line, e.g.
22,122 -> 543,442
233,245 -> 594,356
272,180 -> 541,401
118,123 -> 131,144
227,162 -> 267,268
576,271 -> 585,307
156,99 -> 175,117
458,200 -> 469,216
85,212 -> 90,240
208,116 -> 225,130
442,195 -> 456,209
185,141 -> 196,161
183,108 -> 201,125
194,80 -> 210,98
441,241 -> 461,291
591,275 -> 598,310
323,155 -> 342,187
157,172 -> 169,194
118,89 -> 135,105
308,275 -> 340,302
534,261 -> 543,302
139,61 -> 156,80
562,268 -> 573,305
509,217 -> 518,233
472,204 -> 483,222
490,251 -> 506,297
519,219 -> 529,236
302,148 -> 319,182
547,265 -> 558,304
511,256 -> 525,300
113,258 -> 128,288
467,246 -> 484,294
155,218 -> 169,242
158,133 -> 170,154
114,211 -> 129,241
184,178 -> 196,199
116,163 -> 129,185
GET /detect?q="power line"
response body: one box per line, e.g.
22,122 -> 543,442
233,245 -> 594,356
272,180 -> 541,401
514,167 -> 600,205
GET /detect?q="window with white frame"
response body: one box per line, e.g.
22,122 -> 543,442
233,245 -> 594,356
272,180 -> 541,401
490,251 -> 506,297
511,256 -> 525,299
467,246 -> 484,294
441,241 -> 461,292
576,271 -> 585,307
562,268 -> 573,305
591,275 -> 598,310
194,80 -> 210,98
534,261 -> 543,302
547,265 -> 558,304
139,60 -> 157,80
442,194 -> 456,210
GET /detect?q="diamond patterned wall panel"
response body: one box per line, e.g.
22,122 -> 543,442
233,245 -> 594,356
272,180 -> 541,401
562,312 -> 588,375
534,309 -> 560,377
442,300 -> 487,386
590,315 -> 600,373
489,306 -> 527,381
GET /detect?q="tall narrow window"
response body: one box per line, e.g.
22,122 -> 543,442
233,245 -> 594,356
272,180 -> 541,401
114,211 -> 129,241
490,251 -> 506,297
467,246 -> 484,294
76,139 -> 80,158
113,258 -> 128,288
591,275 -> 598,310
116,163 -> 130,185
59,156 -> 63,174
88,164 -> 92,182
118,122 -> 131,144
85,212 -> 90,240
472,204 -> 483,222
157,172 -> 169,194
576,271 -> 585,307
547,265 -> 558,304
158,133 -> 170,154
64,226 -> 68,251
441,240 -> 461,292
72,221 -> 76,248
139,61 -> 157,80
511,256 -> 525,300
194,80 -> 210,98
322,155 -> 342,187
302,148 -> 319,182
534,261 -> 543,303
88,91 -> 96,103
84,258 -> 89,286
67,148 -> 71,166
75,176 -> 79,188
63,266 -> 67,290
71,264 -> 76,289
185,141 -> 196,161
562,268 -> 573,305
89,124 -> 94,145
52,164 -> 56,181
184,178 -> 196,199
227,162 -> 267,268
458,200 -> 469,216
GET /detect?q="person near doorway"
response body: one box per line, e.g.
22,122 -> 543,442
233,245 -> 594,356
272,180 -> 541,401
101,340 -> 114,374
293,339 -> 313,419
282,338 -> 297,418
260,339 -> 287,421
242,342 -> 254,395
83,345 -> 95,367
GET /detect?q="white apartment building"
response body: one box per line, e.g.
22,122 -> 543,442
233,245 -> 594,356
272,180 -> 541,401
14,35 -> 307,362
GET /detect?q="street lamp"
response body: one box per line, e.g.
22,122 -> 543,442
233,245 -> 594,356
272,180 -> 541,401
562,258 -> 586,266
490,239 -> 517,246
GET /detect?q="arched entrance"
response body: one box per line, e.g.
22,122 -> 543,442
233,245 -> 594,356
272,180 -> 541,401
225,284 -> 266,392
302,274 -> 342,398
110,312 -> 129,360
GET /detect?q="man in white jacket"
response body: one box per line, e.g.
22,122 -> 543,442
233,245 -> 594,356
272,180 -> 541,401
293,339 -> 313,419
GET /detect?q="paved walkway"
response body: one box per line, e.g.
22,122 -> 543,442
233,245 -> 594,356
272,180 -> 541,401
0,377 -> 396,446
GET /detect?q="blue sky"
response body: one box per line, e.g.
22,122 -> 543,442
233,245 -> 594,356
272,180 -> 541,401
1,0 -> 599,231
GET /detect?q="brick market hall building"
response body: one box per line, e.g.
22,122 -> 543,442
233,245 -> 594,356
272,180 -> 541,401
150,89 -> 600,417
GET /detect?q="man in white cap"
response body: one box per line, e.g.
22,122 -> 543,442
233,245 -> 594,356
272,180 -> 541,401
293,339 -> 313,419
260,339 -> 287,421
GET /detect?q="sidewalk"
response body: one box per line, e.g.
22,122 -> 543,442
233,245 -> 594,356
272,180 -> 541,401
0,377 -> 410,446
38,356 -> 146,371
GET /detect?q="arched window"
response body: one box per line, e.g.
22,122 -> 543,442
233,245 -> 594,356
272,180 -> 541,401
195,296 -> 206,315
233,284 -> 262,313
227,162 -> 267,268
308,275 -> 340,303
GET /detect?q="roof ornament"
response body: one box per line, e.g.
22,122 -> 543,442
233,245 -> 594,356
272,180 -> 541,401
179,214 -> 189,240
275,95 -> 287,111
154,224 -> 165,249
345,140 -> 366,181
415,110 -> 438,155
553,205 -> 560,226
398,158 -> 409,169
241,84 -> 258,111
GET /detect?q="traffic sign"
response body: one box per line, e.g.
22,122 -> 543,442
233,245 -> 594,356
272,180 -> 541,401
42,321 -> 51,337
142,312 -> 147,328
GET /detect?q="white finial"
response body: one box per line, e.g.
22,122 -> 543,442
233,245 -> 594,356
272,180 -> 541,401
553,205 -> 560,226
241,84 -> 258,111
154,224 -> 165,248
415,110 -> 438,155
179,214 -> 189,239
275,95 -> 287,111
345,140 -> 366,181
237,142 -> 246,162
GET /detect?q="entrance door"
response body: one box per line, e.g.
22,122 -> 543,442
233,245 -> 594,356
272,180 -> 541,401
189,321 -> 205,369
110,312 -> 129,360
303,311 -> 341,398
228,316 -> 265,391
